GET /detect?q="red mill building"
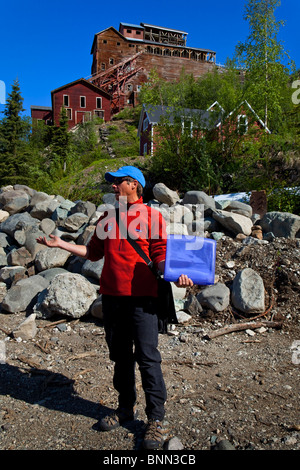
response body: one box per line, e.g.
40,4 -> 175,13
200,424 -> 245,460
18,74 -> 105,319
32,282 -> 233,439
88,22 -> 217,113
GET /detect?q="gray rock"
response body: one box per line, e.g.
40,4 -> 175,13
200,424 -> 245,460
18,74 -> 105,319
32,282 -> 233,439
39,218 -> 56,236
13,184 -> 36,197
63,212 -> 90,232
0,209 -> 10,223
12,313 -> 37,340
176,310 -> 192,323
28,191 -> 52,207
184,294 -> 203,315
51,206 -> 70,224
7,246 -> 32,267
24,227 -> 47,257
0,189 -> 30,215
169,204 -> 193,224
165,436 -> 184,450
224,200 -> 252,217
212,210 -> 253,236
30,198 -> 60,220
153,183 -> 180,206
34,273 -> 98,319
38,267 -> 69,282
0,266 -> 27,286
13,229 -> 27,246
231,268 -> 265,314
260,212 -> 300,239
0,252 -> 8,268
0,232 -> 13,249
90,295 -> 103,320
35,247 -> 71,272
166,223 -> 189,235
81,258 -> 104,281
182,191 -> 216,211
0,212 -> 39,238
1,275 -> 49,313
70,200 -> 96,218
197,283 -> 230,312
213,439 -> 235,450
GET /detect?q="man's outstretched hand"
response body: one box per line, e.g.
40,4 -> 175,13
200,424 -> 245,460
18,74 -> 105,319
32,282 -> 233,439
36,234 -> 62,248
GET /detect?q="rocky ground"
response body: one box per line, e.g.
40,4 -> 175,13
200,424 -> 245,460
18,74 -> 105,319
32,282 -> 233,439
0,236 -> 299,452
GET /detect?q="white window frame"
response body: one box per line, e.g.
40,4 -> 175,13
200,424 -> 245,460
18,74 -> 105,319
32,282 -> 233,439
80,96 -> 86,108
96,97 -> 102,109
65,108 -> 72,120
237,114 -> 248,135
94,110 -> 105,119
63,95 -> 69,107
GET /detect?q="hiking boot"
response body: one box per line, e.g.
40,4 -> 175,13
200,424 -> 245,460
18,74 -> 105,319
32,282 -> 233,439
98,408 -> 137,432
142,419 -> 164,449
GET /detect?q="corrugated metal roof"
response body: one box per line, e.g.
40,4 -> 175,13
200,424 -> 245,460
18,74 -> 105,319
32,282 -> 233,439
144,104 -> 219,128
119,22 -> 144,29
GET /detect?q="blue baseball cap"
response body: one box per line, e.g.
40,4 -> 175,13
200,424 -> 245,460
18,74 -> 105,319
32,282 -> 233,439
105,166 -> 146,187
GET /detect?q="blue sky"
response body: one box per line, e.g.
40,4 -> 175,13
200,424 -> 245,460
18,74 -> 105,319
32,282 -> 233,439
0,0 -> 299,117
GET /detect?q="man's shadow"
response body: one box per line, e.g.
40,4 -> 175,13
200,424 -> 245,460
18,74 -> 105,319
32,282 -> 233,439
0,362 -> 145,449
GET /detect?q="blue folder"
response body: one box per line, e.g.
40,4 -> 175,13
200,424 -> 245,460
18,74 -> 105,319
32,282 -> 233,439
164,235 -> 216,285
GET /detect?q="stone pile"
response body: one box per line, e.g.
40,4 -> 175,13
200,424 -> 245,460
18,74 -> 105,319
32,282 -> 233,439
0,182 -> 300,339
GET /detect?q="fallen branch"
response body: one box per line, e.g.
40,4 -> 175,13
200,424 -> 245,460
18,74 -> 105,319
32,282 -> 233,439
203,320 -> 283,340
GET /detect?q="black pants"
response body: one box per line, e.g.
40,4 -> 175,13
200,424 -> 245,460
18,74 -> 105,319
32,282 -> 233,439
102,295 -> 167,421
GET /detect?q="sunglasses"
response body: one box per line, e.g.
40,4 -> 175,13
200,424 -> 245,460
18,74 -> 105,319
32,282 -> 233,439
112,177 -> 128,185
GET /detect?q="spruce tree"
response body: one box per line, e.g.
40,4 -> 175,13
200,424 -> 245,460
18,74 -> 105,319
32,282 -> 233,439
0,79 -> 31,185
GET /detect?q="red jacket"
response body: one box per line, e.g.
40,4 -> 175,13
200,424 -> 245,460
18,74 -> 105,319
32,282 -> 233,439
87,198 -> 167,297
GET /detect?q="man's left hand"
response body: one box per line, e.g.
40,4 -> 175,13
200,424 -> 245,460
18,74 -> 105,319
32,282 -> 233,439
175,274 -> 194,288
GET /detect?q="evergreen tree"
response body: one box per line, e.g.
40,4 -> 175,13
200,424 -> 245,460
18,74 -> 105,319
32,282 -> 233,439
0,79 -> 31,185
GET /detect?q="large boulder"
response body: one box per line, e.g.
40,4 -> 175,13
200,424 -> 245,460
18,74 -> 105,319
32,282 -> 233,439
260,212 -> 300,239
197,283 -> 230,312
0,189 -> 30,215
182,191 -> 216,211
231,268 -> 265,314
0,212 -> 39,238
153,183 -> 180,206
212,210 -> 253,236
1,275 -> 49,313
33,273 -> 98,319
35,246 -> 71,272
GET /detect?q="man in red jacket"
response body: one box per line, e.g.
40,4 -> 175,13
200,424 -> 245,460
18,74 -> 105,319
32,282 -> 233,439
37,166 -> 193,449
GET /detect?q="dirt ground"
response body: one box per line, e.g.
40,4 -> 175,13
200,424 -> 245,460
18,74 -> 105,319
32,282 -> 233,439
0,237 -> 299,452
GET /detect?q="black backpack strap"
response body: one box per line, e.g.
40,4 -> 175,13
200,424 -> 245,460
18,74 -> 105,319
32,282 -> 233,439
115,208 -> 157,274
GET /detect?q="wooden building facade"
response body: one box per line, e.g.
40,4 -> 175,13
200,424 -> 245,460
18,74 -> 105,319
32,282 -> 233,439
138,101 -> 271,156
51,78 -> 112,129
89,22 -> 217,113
30,106 -> 53,126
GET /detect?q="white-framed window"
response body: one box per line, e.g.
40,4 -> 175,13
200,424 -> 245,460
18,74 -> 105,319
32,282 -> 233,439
80,96 -> 86,108
143,117 -> 149,132
94,110 -> 104,119
65,108 -> 72,120
96,97 -> 102,109
63,95 -> 69,106
237,114 -> 248,135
